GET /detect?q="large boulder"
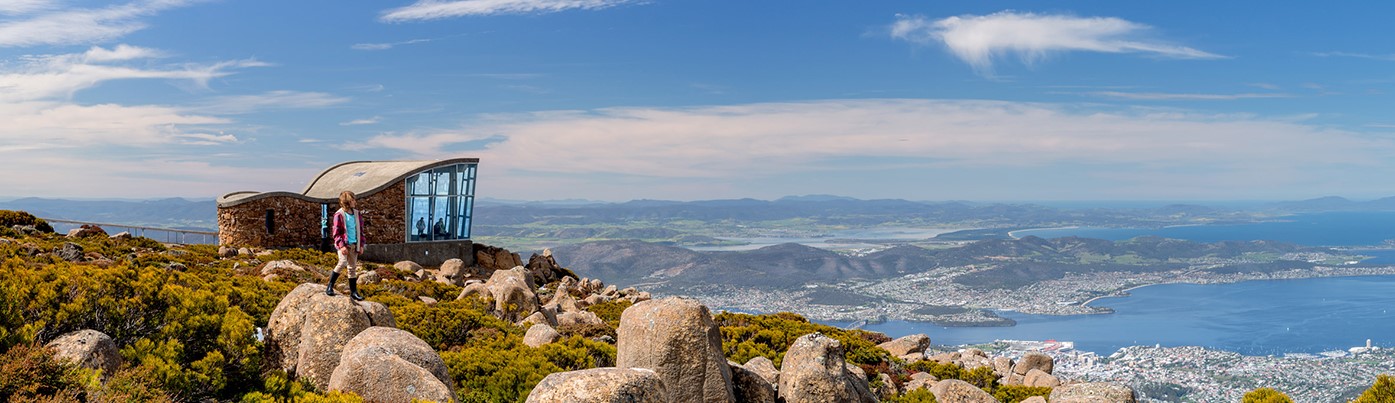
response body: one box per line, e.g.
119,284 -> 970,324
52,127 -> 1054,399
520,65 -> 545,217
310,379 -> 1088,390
743,356 -> 779,386
1013,352 -> 1054,375
905,372 -> 937,391
54,242 -> 84,262
66,224 -> 107,238
45,330 -> 119,377
1021,396 -> 1048,403
557,311 -> 605,327
475,244 -> 523,272
992,356 -> 1015,378
394,260 -> 424,273
526,368 -> 669,403
617,297 -> 735,403
1050,382 -> 1137,403
729,362 -> 778,403
877,334 -> 930,357
526,249 -> 572,285
265,283 -> 396,390
439,258 -> 466,283
524,324 -> 562,348
778,333 -> 877,403
328,327 -> 454,403
1024,368 -> 1060,387
930,379 -> 997,403
484,266 -> 540,323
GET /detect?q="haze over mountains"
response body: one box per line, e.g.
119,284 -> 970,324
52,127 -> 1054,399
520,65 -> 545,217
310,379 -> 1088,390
7,194 -> 1395,234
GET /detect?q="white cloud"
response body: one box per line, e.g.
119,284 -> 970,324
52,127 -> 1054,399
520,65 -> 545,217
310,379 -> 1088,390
351,38 -> 432,51
0,0 -> 196,47
341,116 -> 382,126
381,0 -> 631,21
0,45 -> 264,102
0,101 -> 228,146
1086,91 -> 1291,100
193,91 -> 350,115
353,99 -> 1393,199
890,12 -> 1223,74
0,0 -> 57,15
1311,51 -> 1395,61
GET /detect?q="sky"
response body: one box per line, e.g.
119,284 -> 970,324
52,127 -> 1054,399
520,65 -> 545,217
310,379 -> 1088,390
3,0 -> 1395,202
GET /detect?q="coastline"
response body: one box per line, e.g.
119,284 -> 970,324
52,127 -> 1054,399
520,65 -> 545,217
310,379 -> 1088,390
1007,226 -> 1079,239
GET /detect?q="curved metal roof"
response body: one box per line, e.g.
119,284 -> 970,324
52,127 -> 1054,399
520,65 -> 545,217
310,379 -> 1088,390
217,158 -> 478,207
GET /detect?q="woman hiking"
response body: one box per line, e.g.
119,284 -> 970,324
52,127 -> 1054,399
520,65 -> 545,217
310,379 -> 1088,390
326,190 -> 366,301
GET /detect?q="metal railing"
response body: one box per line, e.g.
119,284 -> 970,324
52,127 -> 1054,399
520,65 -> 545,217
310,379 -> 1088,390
40,218 -> 219,245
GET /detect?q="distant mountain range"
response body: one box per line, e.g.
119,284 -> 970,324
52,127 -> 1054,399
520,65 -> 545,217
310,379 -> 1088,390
555,235 -> 1325,292
4,194 -> 1395,233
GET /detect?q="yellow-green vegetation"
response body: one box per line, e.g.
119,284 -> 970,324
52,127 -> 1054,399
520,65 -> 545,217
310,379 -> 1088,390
714,311 -> 892,368
993,385 -> 1053,403
884,388 -> 938,402
0,210 -> 54,233
1354,374 -> 1395,403
1241,387 -> 1293,403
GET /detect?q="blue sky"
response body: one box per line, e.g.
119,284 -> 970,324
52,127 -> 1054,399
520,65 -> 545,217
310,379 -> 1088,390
3,0 -> 1395,201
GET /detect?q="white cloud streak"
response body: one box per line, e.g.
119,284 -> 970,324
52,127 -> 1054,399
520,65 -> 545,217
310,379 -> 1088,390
341,116 -> 382,126
351,99 -> 1392,199
0,0 -> 57,15
0,45 -> 265,102
890,12 -> 1223,74
0,0 -> 197,47
1086,91 -> 1291,100
193,91 -> 350,115
351,38 -> 432,51
381,0 -> 631,22
1310,51 -> 1395,61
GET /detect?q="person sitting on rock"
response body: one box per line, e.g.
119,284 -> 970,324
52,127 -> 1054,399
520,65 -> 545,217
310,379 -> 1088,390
326,190 -> 366,301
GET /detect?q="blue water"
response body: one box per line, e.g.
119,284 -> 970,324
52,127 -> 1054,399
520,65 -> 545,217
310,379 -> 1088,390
832,275 -> 1395,356
1013,211 -> 1395,247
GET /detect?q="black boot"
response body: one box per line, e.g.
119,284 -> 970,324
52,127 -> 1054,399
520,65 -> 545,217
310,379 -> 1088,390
325,271 -> 340,296
348,277 -> 365,301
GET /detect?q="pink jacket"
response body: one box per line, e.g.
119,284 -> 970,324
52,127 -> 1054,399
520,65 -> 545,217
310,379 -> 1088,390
331,209 -> 364,252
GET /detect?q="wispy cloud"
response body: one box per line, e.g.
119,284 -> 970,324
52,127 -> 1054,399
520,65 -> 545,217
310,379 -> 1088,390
351,38 -> 432,51
381,0 -> 632,22
1311,51 -> 1395,61
0,0 -> 198,47
889,11 -> 1223,75
1086,91 -> 1291,100
0,0 -> 57,15
192,91 -> 349,115
350,99 -> 1390,200
0,44 -> 265,102
340,116 -> 382,126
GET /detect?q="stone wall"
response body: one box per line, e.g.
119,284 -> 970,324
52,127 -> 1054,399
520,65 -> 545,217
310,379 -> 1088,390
218,195 -> 322,248
218,181 -> 407,249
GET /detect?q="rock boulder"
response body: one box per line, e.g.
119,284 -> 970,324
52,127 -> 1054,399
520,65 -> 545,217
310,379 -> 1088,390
930,379 -> 997,403
877,334 -> 930,357
1024,368 -> 1060,387
1013,352 -> 1054,375
265,283 -> 396,390
729,362 -> 778,403
45,329 -> 120,377
484,266 -> 540,323
778,333 -> 877,403
1050,382 -> 1138,403
524,324 -> 562,348
743,356 -> 779,386
328,327 -> 453,403
526,368 -> 669,403
617,297 -> 735,403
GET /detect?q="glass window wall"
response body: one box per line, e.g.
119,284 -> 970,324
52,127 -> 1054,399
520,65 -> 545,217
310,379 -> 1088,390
405,163 -> 476,242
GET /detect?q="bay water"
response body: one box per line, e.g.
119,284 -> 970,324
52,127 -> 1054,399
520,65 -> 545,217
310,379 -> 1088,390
836,212 -> 1395,355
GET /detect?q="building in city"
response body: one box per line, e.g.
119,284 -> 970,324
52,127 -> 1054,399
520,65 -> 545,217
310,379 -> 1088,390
216,158 -> 479,265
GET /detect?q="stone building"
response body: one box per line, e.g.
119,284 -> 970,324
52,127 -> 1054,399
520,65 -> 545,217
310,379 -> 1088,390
217,158 -> 479,265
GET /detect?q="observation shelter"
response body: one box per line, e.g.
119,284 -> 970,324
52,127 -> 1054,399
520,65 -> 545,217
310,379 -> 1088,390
217,158 -> 479,265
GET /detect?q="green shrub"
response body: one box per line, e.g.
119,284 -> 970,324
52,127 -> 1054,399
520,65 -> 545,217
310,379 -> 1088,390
391,300 -> 513,350
1355,374 -> 1395,403
585,299 -> 632,328
713,311 -> 891,368
994,384 -> 1052,403
0,210 -> 54,233
0,344 -> 87,401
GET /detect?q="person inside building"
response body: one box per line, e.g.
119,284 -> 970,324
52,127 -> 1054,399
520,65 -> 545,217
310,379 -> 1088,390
326,190 -> 366,300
